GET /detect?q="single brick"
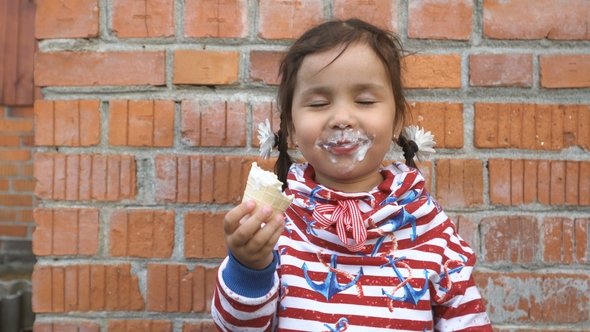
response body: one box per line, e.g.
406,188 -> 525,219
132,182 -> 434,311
435,159 -> 483,208
480,216 -> 538,263
34,153 -> 137,201
108,100 -> 174,147
403,54 -> 461,89
258,0 -> 324,39
184,0 -> 248,38
35,0 -> 99,39
483,0 -> 590,40
184,212 -> 226,259
12,179 -> 35,192
488,159 -> 511,205
109,210 -> 174,258
34,100 -> 100,147
0,164 -> 19,176
543,217 -> 589,264
180,100 -> 246,147
540,55 -> 590,88
334,0 -> 398,31
35,51 -> 166,87
475,272 -> 589,323
0,135 -> 20,147
470,54 -> 532,87
0,119 -> 34,133
112,0 -> 174,38
0,194 -> 33,207
0,149 -> 31,162
407,102 -> 463,148
33,208 -> 99,256
173,50 -> 239,85
0,225 -> 28,237
408,0 -> 472,40
249,51 -> 285,85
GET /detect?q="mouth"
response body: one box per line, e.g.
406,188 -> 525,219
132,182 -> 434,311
323,141 -> 363,155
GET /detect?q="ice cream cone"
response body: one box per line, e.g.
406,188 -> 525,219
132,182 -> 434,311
242,162 -> 294,216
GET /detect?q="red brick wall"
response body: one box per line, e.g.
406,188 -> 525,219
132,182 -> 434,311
31,1 -> 590,331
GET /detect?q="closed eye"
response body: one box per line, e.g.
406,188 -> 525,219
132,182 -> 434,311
309,102 -> 329,108
357,100 -> 376,105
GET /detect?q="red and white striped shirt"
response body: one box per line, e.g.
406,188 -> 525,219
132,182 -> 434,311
213,162 -> 492,331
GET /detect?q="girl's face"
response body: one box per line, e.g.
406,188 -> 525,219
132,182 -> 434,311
291,43 -> 398,193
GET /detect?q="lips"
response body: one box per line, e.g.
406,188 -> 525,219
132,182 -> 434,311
324,141 -> 361,155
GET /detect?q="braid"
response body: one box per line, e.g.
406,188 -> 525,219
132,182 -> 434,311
275,128 -> 294,191
396,134 -> 419,169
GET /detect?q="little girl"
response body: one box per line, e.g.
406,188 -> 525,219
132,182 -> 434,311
212,19 -> 492,331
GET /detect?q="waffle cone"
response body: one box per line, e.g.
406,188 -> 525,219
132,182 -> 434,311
241,162 -> 294,216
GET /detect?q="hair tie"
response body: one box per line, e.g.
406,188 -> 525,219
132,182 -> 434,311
401,125 -> 436,163
258,118 -> 279,159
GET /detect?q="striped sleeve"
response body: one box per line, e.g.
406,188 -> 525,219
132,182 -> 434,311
212,257 -> 280,331
431,244 -> 492,331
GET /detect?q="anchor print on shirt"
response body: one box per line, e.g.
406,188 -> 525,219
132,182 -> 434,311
377,207 -> 418,242
433,255 -> 466,302
323,317 -> 349,332
301,186 -> 331,210
302,253 -> 364,301
380,255 -> 429,311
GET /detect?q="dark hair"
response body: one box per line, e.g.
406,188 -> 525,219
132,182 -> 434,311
274,18 -> 417,187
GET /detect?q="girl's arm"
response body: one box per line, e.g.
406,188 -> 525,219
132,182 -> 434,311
212,252 -> 280,331
431,233 -> 492,331
211,200 -> 285,331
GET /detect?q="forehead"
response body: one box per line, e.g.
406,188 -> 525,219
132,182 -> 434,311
295,43 -> 390,88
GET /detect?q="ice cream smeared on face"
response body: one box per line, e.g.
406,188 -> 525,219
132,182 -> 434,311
315,129 -> 374,164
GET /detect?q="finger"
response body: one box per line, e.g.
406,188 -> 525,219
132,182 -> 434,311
229,205 -> 274,247
243,212 -> 285,252
223,200 -> 257,235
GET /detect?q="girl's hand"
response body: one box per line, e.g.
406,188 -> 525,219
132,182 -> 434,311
223,200 -> 285,270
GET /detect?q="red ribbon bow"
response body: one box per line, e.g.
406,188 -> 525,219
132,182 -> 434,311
313,199 -> 367,252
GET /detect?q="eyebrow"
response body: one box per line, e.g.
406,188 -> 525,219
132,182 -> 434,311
299,83 -> 387,98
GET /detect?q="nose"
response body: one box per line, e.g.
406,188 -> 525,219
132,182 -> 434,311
328,101 -> 357,129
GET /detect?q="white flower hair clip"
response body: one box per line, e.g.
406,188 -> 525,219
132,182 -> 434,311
258,118 -> 279,159
402,125 -> 436,163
